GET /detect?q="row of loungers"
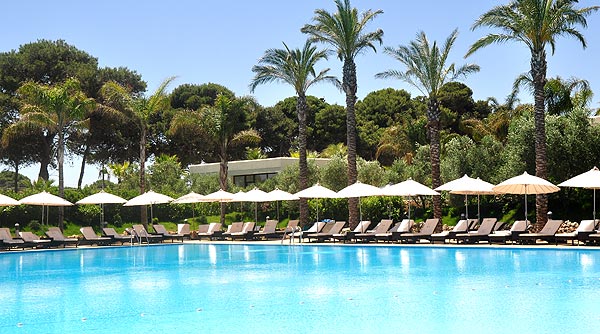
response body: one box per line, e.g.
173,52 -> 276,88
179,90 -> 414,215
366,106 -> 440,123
296,218 -> 600,245
0,224 -> 192,250
5,218 -> 600,250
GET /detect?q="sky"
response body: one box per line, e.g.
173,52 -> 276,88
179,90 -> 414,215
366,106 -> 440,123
2,0 -> 599,187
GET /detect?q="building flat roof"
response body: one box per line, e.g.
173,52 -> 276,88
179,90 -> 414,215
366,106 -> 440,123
189,157 -> 330,176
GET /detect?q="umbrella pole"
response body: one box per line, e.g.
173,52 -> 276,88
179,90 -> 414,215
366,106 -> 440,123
276,201 -> 280,222
464,194 -> 469,220
359,197 -> 362,221
477,194 -> 481,224
524,192 -> 528,228
407,196 -> 411,220
255,201 -> 258,223
594,189 -> 597,222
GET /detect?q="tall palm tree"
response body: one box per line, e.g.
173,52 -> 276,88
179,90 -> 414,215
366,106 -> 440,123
101,77 -> 175,226
302,0 -> 383,229
466,0 -> 598,229
376,29 -> 480,220
15,78 -> 94,230
169,94 -> 261,224
249,40 -> 337,227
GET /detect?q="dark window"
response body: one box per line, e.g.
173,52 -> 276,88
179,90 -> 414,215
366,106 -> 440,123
232,173 -> 278,187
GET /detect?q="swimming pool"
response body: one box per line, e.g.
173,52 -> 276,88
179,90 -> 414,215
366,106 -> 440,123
1,244 -> 599,333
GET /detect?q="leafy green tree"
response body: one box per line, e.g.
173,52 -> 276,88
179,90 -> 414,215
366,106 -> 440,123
250,40 -> 336,227
170,83 -> 234,110
313,103 -> 346,151
170,94 -> 261,224
14,78 -> 94,229
254,105 -> 296,157
148,154 -> 186,196
467,0 -> 598,229
356,88 -> 414,161
376,29 -> 480,220
302,0 -> 384,228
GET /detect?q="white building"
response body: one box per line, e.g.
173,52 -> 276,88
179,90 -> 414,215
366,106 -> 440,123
189,157 -> 330,187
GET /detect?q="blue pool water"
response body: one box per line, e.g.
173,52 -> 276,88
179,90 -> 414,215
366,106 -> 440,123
1,244 -> 599,334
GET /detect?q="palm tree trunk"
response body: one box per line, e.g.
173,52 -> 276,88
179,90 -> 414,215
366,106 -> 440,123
38,133 -> 54,181
532,49 -> 548,231
13,160 -> 19,193
297,94 -> 310,228
219,143 -> 228,225
343,58 -> 359,229
428,98 -> 442,222
77,143 -> 90,189
139,127 -> 148,228
57,129 -> 65,231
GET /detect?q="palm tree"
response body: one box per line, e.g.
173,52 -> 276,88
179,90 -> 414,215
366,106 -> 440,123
466,0 -> 598,229
302,0 -> 383,229
169,94 -> 261,224
101,77 -> 175,226
249,40 -> 337,227
376,29 -> 480,220
15,78 -> 94,230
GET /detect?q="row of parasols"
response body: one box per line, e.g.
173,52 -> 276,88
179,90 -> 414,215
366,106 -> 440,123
2,167 -> 599,224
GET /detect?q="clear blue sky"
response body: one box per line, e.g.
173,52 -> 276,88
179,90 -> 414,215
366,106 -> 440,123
2,0 -> 599,187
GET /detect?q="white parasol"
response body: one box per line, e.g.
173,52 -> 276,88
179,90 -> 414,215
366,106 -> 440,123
295,183 -> 339,222
76,190 -> 127,224
266,189 -> 299,221
493,172 -> 560,225
19,191 -> 74,225
435,175 -> 496,221
558,166 -> 600,221
0,193 -> 20,206
382,179 -> 439,219
124,190 -> 174,223
337,181 -> 384,221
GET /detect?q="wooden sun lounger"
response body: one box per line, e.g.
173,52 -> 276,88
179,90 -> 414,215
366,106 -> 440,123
197,223 -> 223,240
45,227 -> 79,248
518,219 -> 564,244
455,218 -> 498,243
430,219 -> 468,244
488,220 -> 528,244
0,228 -> 27,250
19,231 -> 52,248
555,220 -> 598,245
80,226 -> 113,246
398,218 -> 440,243
331,221 -> 371,243
102,227 -> 134,245
153,224 -> 185,242
229,222 -> 256,240
254,220 -> 280,240
377,219 -> 414,242
306,221 -> 346,242
355,219 -> 393,242
131,224 -> 163,243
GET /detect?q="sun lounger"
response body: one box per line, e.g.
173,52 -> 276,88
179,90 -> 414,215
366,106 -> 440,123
177,223 -> 191,240
398,218 -> 441,243
197,222 -> 223,240
376,219 -> 414,242
222,222 -> 244,239
306,221 -> 346,242
102,227 -> 133,245
131,224 -> 163,243
254,220 -> 280,240
355,219 -> 394,242
518,219 -> 564,244
19,231 -> 52,248
45,227 -> 79,248
80,226 -> 113,246
290,221 -> 326,242
555,220 -> 598,245
229,222 -> 256,240
455,218 -> 498,243
467,219 -> 479,231
488,220 -> 528,244
153,224 -> 185,242
430,219 -> 468,244
0,228 -> 26,250
330,221 -> 371,243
